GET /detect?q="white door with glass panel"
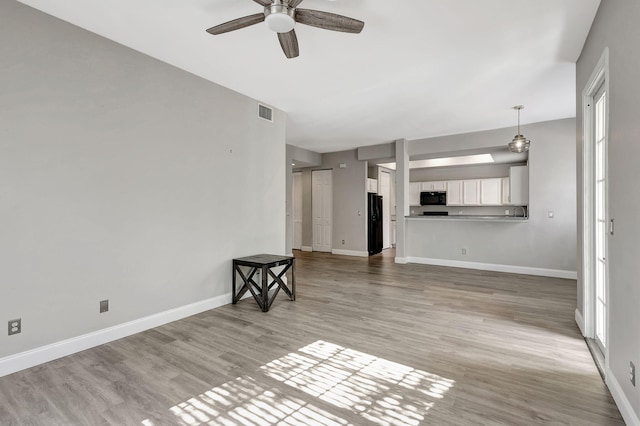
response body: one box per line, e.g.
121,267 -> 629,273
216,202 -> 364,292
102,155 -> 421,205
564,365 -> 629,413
594,83 -> 608,353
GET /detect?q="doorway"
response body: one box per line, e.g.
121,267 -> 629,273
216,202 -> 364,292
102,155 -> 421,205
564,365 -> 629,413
292,172 -> 302,250
312,169 -> 332,252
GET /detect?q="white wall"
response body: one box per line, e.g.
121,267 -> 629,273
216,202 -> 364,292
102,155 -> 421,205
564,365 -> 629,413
405,119 -> 577,276
576,1 -> 640,422
0,2 -> 286,362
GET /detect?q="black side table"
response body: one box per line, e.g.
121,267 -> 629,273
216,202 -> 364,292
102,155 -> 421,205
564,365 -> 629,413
232,254 -> 295,312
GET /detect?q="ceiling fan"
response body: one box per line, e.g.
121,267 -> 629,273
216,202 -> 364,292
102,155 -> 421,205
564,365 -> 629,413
206,0 -> 365,59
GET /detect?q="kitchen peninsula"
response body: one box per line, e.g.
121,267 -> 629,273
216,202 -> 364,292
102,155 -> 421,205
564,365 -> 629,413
391,118 -> 576,280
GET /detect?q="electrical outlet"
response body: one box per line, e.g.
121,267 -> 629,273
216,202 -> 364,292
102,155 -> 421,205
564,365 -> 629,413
8,318 -> 21,336
342,239 -> 345,245
100,300 -> 109,313
631,361 -> 636,387
461,248 -> 467,255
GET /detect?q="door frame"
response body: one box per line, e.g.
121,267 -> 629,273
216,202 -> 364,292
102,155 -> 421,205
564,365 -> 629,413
379,170 -> 391,249
581,48 -> 610,362
292,172 -> 303,250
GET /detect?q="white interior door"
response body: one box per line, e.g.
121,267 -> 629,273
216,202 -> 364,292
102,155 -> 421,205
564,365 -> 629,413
312,170 -> 332,252
593,83 -> 608,353
292,172 -> 302,250
380,171 -> 391,249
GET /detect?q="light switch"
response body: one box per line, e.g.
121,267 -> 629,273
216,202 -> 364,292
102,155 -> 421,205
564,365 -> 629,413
548,211 -> 554,218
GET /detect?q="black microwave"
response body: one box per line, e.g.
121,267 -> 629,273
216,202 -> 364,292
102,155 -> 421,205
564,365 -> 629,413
420,191 -> 446,206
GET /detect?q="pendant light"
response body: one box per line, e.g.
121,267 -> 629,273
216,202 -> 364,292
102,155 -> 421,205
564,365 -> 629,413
508,105 -> 530,153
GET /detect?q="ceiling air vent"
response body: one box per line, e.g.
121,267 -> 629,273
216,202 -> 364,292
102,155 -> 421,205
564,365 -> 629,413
258,104 -> 273,122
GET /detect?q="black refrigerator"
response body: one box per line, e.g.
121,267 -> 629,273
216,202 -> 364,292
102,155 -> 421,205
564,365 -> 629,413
367,193 -> 383,256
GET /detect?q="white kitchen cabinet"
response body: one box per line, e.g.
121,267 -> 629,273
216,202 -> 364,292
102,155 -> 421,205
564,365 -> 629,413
501,177 -> 511,205
421,181 -> 447,191
409,182 -> 421,206
446,180 -> 463,205
463,180 -> 480,205
480,178 -> 503,205
367,178 -> 378,193
509,166 -> 529,205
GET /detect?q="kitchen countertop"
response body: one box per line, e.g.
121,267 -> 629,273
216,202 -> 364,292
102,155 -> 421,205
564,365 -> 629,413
406,215 -> 528,222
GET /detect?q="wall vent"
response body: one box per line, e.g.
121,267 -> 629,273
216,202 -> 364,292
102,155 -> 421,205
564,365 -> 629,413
258,104 -> 273,122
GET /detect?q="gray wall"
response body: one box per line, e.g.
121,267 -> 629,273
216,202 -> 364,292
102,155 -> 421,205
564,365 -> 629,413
298,150 -> 368,253
0,2 -> 286,359
410,163 -> 517,182
358,142 -> 395,162
405,119 -> 577,273
577,0 -> 640,419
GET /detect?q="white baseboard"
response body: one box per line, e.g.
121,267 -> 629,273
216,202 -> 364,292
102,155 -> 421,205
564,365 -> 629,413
331,249 -> 368,257
406,257 -> 578,279
395,257 -> 408,264
606,367 -> 640,426
301,246 -> 313,252
0,293 -> 236,378
575,309 -> 585,336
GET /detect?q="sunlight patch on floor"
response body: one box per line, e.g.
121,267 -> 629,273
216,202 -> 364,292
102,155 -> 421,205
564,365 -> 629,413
167,375 -> 347,426
156,340 -> 454,425
262,341 -> 454,425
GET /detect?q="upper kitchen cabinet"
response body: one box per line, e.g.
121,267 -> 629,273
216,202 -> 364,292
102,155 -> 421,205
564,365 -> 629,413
509,165 -> 529,205
409,182 -> 421,206
447,178 -> 507,206
462,180 -> 480,205
421,181 -> 447,191
480,178 -> 503,205
501,177 -> 510,205
446,181 -> 463,205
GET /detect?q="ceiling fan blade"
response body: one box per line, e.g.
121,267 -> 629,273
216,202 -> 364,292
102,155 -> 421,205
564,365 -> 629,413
206,13 -> 265,35
278,30 -> 299,59
295,9 -> 364,33
288,0 -> 304,8
252,0 -> 272,6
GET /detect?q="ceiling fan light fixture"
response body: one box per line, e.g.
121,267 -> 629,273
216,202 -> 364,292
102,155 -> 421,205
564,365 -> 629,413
206,0 -> 364,58
508,105 -> 531,153
265,4 -> 296,33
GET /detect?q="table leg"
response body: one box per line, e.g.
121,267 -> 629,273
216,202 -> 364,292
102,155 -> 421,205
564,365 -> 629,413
262,265 -> 269,312
232,260 -> 237,304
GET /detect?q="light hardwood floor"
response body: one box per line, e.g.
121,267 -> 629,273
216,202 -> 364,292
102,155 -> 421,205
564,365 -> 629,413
0,250 -> 624,425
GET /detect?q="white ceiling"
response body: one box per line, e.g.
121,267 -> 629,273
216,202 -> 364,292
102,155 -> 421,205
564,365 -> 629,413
18,0 -> 600,153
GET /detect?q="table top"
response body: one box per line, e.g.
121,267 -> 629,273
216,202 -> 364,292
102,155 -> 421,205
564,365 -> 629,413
233,254 -> 294,267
